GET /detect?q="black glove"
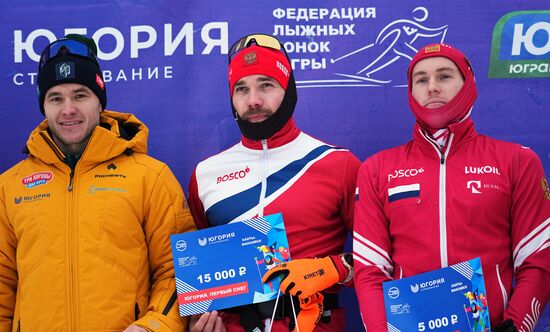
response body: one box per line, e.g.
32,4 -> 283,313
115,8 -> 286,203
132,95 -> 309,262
493,319 -> 517,332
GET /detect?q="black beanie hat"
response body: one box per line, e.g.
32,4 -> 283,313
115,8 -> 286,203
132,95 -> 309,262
37,34 -> 107,115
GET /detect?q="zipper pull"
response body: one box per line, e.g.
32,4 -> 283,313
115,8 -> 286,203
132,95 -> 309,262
440,155 -> 445,165
68,170 -> 74,191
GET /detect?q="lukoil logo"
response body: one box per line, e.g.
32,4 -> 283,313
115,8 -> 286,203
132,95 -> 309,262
489,10 -> 550,78
467,181 -> 482,194
217,166 -> 250,184
387,167 -> 424,182
464,165 -> 501,175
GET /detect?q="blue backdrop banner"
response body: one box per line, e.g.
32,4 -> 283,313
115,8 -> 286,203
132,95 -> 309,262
0,1 -> 548,331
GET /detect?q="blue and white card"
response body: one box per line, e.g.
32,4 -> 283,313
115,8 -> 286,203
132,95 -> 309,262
170,213 -> 290,316
383,257 -> 491,332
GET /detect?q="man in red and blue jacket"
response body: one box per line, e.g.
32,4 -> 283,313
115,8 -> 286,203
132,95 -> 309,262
188,34 -> 360,332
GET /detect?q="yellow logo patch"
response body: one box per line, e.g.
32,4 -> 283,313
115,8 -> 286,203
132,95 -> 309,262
424,44 -> 441,53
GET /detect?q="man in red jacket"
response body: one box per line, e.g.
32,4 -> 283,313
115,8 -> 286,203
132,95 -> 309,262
353,43 -> 550,332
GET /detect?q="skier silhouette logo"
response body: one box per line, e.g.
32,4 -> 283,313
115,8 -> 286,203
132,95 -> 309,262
297,7 -> 449,88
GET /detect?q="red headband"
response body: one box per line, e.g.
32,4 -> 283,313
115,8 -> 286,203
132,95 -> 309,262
228,45 -> 291,95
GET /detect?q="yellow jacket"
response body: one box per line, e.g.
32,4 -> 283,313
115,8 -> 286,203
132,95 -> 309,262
0,110 -> 195,331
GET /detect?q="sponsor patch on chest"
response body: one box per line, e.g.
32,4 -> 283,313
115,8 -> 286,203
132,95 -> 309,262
216,166 -> 250,184
21,171 -> 53,188
464,165 -> 501,175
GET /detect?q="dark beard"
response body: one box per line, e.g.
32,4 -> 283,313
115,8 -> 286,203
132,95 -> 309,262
232,72 -> 297,141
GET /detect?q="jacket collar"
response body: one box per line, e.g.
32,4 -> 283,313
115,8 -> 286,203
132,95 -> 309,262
241,117 -> 300,150
413,117 -> 478,153
26,110 -> 149,167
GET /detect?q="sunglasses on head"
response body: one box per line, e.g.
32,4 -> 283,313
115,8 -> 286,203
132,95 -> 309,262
228,34 -> 288,63
39,38 -> 99,71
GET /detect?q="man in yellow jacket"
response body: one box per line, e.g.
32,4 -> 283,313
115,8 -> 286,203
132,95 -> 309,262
0,34 -> 195,331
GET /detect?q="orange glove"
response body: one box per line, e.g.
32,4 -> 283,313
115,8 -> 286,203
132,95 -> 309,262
262,257 -> 339,298
293,292 -> 324,332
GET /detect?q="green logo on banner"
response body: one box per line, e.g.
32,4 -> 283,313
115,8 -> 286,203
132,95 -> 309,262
489,10 -> 550,78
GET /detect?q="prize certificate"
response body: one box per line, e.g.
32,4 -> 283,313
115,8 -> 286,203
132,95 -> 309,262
383,257 -> 491,332
170,213 -> 290,316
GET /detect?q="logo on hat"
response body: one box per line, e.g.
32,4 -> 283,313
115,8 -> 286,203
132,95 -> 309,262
277,61 -> 289,77
55,61 -> 75,80
424,44 -> 441,53
96,74 -> 105,90
59,63 -> 71,78
244,52 -> 257,65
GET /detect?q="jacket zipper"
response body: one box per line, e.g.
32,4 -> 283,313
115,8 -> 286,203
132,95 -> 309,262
40,130 -> 80,330
68,169 -> 75,192
439,134 -> 454,268
422,130 -> 454,268
257,139 -> 269,217
66,163 -> 78,331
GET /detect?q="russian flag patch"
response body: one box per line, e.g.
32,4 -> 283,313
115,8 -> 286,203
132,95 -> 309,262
388,183 -> 420,202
